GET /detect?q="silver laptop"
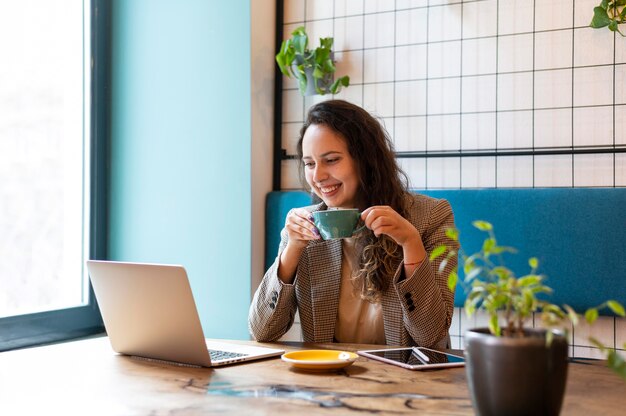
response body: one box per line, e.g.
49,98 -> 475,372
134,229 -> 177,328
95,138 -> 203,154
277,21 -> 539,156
86,260 -> 284,367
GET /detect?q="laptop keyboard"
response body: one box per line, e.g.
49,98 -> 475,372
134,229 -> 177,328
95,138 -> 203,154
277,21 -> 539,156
208,349 -> 248,361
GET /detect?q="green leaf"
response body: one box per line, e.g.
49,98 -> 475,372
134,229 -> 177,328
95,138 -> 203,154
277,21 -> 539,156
608,350 -> 626,381
585,308 -> 599,324
463,255 -> 477,273
518,275 -> 541,286
488,313 -> 501,337
473,220 -> 493,231
314,47 -> 331,65
489,266 -> 504,278
482,238 -> 496,254
447,270 -> 458,292
430,245 -> 447,261
465,302 -> 476,317
564,304 -> 579,326
491,245 -> 517,254
491,267 -> 512,281
312,66 -> 324,79
609,20 -> 619,31
319,37 -> 333,49
523,290 -> 534,310
468,289 -> 483,301
276,39 -> 296,77
591,6 -> 612,28
531,284 -> 552,295
588,336 -> 607,351
543,303 -> 565,319
601,0 -> 609,9
329,76 -> 350,94
607,300 -> 626,316
445,227 -> 459,241
291,29 -> 308,54
298,79 -> 308,95
529,257 -> 539,269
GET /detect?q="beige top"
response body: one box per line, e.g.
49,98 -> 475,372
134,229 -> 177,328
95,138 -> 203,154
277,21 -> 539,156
334,238 -> 386,344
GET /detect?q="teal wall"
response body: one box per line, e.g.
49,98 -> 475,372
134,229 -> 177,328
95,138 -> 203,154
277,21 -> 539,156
109,0 -> 251,339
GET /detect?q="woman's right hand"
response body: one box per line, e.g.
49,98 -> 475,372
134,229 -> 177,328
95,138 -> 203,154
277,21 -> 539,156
284,208 -> 320,248
278,208 -> 320,284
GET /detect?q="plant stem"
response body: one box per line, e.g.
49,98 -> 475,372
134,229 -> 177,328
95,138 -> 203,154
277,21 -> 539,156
505,299 -> 512,335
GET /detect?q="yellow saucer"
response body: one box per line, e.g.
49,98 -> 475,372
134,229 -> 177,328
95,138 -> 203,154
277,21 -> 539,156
281,350 -> 358,371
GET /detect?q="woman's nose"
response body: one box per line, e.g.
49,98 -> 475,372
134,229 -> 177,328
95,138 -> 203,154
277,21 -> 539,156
313,164 -> 328,183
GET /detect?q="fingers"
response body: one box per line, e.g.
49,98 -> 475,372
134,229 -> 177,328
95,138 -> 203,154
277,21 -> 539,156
286,209 -> 320,241
361,206 -> 397,229
361,206 -> 417,245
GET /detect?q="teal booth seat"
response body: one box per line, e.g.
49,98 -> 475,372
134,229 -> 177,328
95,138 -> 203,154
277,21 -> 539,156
265,189 -> 626,314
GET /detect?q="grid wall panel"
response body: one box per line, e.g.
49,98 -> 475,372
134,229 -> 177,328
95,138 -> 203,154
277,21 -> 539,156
278,0 -> 626,190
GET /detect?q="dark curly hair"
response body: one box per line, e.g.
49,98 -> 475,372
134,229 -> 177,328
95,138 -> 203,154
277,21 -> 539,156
296,100 -> 411,301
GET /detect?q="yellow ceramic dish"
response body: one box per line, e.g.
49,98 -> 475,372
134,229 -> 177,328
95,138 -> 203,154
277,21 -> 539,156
281,350 -> 359,371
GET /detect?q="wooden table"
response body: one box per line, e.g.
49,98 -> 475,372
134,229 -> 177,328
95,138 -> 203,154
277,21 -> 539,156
0,336 -> 624,415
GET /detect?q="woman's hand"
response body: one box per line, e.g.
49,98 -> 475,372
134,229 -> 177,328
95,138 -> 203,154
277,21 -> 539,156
361,206 -> 418,246
278,208 -> 320,284
284,208 -> 320,248
361,206 -> 426,267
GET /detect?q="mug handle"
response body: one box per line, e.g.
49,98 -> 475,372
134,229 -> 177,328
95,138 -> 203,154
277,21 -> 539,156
352,224 -> 367,236
351,211 -> 367,236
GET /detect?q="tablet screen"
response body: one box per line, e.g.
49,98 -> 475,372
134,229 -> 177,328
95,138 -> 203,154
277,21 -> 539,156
358,347 -> 465,369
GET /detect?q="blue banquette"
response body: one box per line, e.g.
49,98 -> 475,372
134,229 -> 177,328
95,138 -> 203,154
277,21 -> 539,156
265,189 -> 626,314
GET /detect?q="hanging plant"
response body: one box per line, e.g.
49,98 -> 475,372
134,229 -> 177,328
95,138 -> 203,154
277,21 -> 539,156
276,26 -> 350,96
590,0 -> 626,35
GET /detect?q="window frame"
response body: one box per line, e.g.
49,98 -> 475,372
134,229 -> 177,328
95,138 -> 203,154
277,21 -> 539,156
0,0 -> 110,352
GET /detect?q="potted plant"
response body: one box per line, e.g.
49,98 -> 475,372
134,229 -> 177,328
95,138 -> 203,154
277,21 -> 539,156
590,0 -> 625,35
433,221 -> 625,416
275,26 -> 350,96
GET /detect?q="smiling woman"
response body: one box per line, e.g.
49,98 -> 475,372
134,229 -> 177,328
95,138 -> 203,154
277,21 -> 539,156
0,0 -> 107,351
249,100 -> 459,350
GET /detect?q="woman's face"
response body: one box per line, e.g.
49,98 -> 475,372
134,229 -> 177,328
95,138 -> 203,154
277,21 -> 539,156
301,124 -> 361,209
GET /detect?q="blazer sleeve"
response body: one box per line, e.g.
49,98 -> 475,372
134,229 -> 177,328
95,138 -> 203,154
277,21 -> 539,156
392,198 -> 459,348
248,226 -> 299,342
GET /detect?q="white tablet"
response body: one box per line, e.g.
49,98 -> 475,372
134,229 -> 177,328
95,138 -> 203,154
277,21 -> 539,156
357,347 -> 465,370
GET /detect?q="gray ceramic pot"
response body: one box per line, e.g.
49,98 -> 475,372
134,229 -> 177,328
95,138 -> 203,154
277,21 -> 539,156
293,55 -> 333,96
464,327 -> 568,416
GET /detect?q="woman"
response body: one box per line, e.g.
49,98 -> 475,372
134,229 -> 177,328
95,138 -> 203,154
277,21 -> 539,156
249,100 -> 458,349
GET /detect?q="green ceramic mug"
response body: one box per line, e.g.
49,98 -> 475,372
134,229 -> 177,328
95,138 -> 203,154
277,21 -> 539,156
312,209 -> 366,240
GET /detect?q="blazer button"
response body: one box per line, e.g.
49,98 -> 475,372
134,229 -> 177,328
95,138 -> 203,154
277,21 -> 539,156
406,298 -> 414,306
271,296 -> 278,302
408,305 -> 415,312
404,292 -> 411,299
269,302 -> 276,309
272,290 -> 278,297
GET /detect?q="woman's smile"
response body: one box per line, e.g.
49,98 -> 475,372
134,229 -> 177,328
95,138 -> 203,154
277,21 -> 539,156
319,183 -> 340,195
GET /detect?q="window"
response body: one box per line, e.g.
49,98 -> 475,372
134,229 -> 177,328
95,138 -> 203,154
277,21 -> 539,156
0,0 -> 108,351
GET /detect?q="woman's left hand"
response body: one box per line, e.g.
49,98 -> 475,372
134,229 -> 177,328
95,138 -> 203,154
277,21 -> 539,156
360,206 -> 421,247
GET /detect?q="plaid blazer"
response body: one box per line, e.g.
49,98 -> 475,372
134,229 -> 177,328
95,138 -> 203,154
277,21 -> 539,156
248,193 -> 459,349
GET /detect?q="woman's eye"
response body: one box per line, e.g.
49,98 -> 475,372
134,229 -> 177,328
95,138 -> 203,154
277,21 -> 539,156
326,158 -> 339,164
303,161 -> 314,168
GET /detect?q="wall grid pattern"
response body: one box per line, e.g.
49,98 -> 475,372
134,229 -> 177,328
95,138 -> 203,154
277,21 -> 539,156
276,0 -> 626,358
279,0 -> 626,190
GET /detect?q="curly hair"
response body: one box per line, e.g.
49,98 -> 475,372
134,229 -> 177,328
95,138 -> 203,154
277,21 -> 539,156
296,100 -> 410,302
